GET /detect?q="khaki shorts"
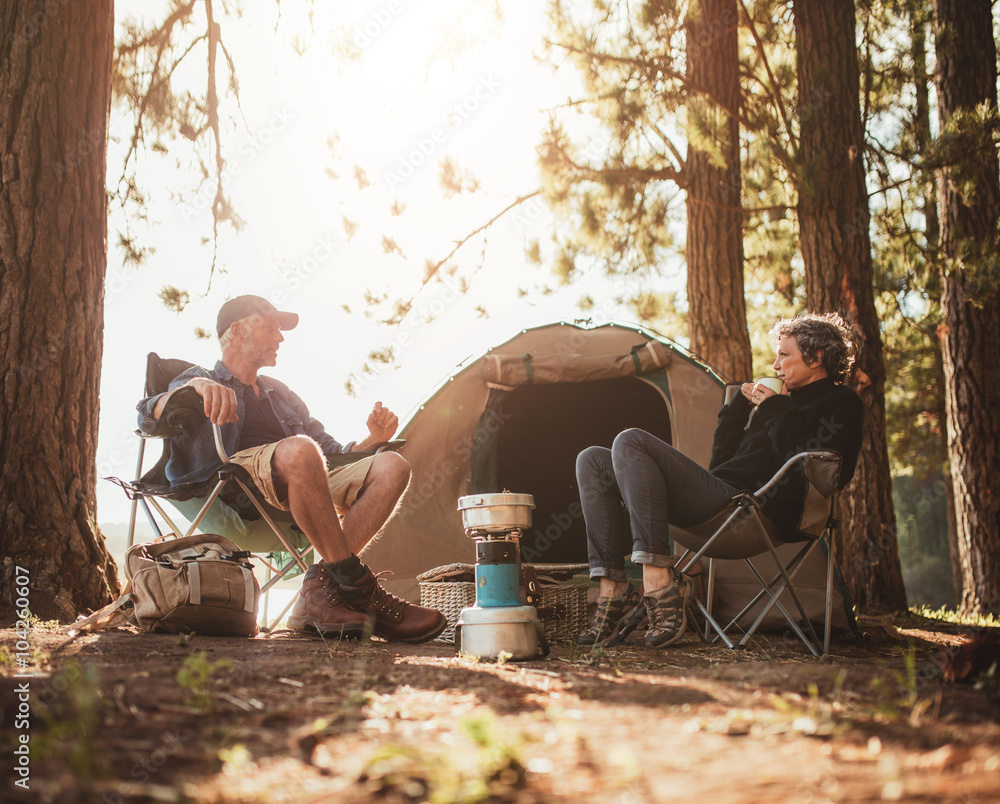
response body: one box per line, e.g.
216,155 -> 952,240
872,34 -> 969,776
228,442 -> 376,515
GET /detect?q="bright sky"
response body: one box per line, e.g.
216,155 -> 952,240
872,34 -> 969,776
97,1 -> 672,527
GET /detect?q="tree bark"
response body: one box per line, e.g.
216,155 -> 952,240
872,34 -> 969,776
911,0 -> 960,605
0,1 -> 118,619
684,0 -> 752,381
793,0 -> 908,611
933,0 -> 1000,615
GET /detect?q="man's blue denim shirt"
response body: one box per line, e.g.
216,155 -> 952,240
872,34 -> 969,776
136,360 -> 352,488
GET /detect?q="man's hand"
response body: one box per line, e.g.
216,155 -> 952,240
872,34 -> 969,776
356,401 -> 398,450
191,378 -> 239,424
153,377 -> 238,425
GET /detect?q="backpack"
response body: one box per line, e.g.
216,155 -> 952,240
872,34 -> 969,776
65,534 -> 260,637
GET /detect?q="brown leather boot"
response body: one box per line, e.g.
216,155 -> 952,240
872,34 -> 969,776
287,563 -> 373,638
337,565 -> 447,644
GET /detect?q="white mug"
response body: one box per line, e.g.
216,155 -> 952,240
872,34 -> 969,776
756,377 -> 784,394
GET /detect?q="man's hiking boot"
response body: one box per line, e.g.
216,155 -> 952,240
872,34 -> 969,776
337,565 -> 447,644
576,580 -> 639,646
288,563 -> 373,639
643,567 -> 692,648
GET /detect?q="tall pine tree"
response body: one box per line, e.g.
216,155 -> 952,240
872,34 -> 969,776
933,0 -> 1000,615
792,0 -> 907,610
0,1 -> 119,617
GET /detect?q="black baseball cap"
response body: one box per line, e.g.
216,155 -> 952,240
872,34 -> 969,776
216,295 -> 299,337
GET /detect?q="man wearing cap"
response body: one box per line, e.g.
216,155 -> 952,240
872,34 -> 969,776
137,294 -> 447,644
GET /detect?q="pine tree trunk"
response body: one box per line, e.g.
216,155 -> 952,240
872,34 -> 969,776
684,0 -> 752,382
912,0 -> 961,606
0,1 -> 118,620
934,0 -> 1000,616
793,0 -> 907,612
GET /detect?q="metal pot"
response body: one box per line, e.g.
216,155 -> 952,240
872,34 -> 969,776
457,492 -> 535,532
455,605 -> 546,661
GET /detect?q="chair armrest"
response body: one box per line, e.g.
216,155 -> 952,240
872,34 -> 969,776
211,423 -> 229,464
753,450 -> 841,500
139,385 -> 207,439
139,387 -> 231,465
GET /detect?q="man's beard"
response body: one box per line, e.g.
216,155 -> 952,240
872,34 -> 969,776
241,336 -> 277,368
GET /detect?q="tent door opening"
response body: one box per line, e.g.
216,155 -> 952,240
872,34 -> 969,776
472,376 -> 673,564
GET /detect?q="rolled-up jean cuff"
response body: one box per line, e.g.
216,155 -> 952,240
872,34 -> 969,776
589,567 -> 629,583
631,551 -> 675,568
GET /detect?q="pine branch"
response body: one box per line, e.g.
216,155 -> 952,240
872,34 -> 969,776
116,1 -> 198,57
420,191 -> 543,289
737,0 -> 797,155
205,0 -> 224,292
115,2 -> 200,193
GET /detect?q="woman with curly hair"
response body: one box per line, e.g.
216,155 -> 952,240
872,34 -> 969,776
575,312 -> 864,650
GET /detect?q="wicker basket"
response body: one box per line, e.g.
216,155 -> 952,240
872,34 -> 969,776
418,563 -> 589,645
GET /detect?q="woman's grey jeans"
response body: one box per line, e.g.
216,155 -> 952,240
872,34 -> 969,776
576,428 -> 738,582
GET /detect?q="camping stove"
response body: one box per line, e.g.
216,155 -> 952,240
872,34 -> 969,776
454,493 -> 547,661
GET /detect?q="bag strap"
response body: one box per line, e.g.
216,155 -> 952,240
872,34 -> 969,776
59,583 -> 135,636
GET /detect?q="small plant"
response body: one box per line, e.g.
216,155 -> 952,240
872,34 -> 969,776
176,651 -> 232,711
358,714 -> 527,803
0,643 -> 50,669
868,644 -> 935,722
35,661 -> 107,779
912,605 -> 1000,629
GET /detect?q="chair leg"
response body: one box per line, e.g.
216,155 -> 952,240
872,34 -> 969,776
740,537 -> 824,656
692,598 -> 736,649
264,593 -> 299,633
721,534 -> 825,657
144,497 -> 185,540
677,551 -> 718,643
261,561 -> 273,625
138,497 -> 167,541
760,534 -> 824,653
233,476 -> 311,573
823,531 -> 834,655
704,557 -> 717,642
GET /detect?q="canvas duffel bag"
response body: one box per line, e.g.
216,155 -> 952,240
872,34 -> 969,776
65,534 -> 260,637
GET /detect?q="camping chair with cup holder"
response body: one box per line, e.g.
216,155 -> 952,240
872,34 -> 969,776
106,353 -> 323,632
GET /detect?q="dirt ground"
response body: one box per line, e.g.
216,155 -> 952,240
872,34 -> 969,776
2,610 -> 999,804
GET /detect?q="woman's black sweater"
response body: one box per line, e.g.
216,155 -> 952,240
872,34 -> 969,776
708,377 -> 864,538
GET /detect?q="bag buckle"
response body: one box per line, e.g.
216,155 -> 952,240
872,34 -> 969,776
222,551 -> 253,562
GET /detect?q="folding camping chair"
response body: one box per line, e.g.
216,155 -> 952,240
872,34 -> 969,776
670,449 -> 846,657
109,353 -> 315,632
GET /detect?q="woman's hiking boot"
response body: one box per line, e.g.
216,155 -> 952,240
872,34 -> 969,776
576,580 -> 639,646
643,567 -> 692,648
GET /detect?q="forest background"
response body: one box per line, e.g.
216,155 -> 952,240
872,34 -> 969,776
1,0 -> 998,621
